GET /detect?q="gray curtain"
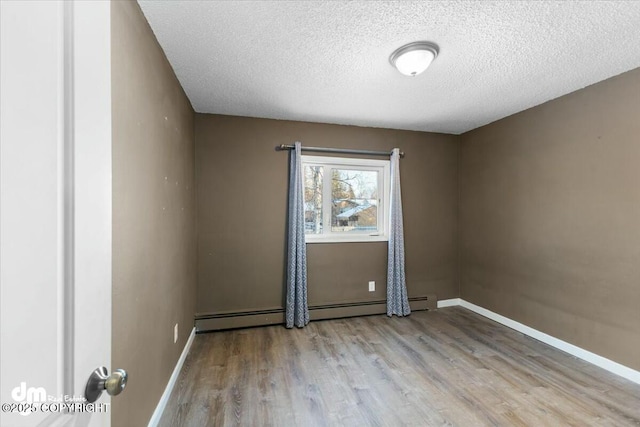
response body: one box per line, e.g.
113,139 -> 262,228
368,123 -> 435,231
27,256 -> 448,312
286,141 -> 310,328
387,148 -> 411,316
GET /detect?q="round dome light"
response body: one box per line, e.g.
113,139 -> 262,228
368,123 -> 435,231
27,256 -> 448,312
389,41 -> 439,77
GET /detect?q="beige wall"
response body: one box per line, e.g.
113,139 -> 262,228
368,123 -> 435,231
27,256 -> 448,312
460,68 -> 640,371
195,115 -> 458,319
111,2 -> 196,426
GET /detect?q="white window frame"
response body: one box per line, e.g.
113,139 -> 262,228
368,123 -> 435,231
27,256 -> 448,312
302,155 -> 390,244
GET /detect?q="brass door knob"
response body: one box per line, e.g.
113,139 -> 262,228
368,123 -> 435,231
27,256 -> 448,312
85,366 -> 129,403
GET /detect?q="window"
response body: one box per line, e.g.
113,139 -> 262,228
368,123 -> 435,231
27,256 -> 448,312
302,155 -> 390,243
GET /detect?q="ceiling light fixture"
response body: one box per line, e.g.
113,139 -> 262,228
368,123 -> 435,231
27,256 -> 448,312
389,41 -> 439,77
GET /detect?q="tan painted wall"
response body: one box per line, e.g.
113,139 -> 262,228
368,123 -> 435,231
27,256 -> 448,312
111,2 -> 196,426
460,68 -> 640,371
195,115 -> 458,316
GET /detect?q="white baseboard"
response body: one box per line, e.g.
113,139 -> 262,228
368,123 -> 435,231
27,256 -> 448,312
441,299 -> 640,385
147,327 -> 196,427
437,298 -> 461,308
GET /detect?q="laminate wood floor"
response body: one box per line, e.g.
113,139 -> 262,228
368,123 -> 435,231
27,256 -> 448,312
158,307 -> 640,426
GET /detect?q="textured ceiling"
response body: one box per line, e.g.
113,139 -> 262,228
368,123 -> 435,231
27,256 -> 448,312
137,1 -> 640,135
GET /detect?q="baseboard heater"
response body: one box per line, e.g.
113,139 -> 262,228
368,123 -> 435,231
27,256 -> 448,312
195,294 -> 437,332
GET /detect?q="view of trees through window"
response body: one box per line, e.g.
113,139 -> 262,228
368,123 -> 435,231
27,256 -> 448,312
304,165 -> 323,234
304,166 -> 379,234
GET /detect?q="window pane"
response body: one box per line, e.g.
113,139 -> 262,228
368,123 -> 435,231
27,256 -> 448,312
304,165 -> 323,234
331,169 -> 378,233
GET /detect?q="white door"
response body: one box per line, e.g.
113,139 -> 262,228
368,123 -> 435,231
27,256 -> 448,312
1,1 -> 116,426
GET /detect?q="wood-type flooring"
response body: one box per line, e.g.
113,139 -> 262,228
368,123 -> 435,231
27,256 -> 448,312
159,307 -> 640,426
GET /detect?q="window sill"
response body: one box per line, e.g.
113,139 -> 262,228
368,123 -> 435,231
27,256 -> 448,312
304,234 -> 389,244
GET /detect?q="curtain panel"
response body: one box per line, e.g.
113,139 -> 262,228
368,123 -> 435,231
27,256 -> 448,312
387,148 -> 411,316
285,141 -> 310,328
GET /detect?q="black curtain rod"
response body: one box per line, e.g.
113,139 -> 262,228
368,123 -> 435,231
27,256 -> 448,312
276,144 -> 404,158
